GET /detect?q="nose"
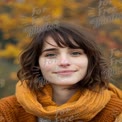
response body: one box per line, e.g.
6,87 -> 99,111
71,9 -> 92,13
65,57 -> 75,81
58,54 -> 70,67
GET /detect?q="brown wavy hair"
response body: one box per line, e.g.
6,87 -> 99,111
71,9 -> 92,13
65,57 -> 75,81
17,22 -> 109,93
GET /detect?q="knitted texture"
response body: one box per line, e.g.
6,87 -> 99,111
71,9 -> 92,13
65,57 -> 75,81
0,81 -> 122,122
16,81 -> 122,122
0,96 -> 37,122
0,95 -> 122,122
16,80 -> 112,121
90,95 -> 122,122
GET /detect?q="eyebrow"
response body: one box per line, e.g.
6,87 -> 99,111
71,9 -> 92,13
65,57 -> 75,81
41,48 -> 58,53
41,47 -> 82,53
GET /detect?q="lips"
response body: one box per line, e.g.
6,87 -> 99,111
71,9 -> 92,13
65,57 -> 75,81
53,70 -> 77,75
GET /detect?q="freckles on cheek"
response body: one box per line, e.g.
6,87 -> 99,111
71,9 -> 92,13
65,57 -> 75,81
40,61 -> 56,71
43,64 -> 52,70
42,59 -> 57,69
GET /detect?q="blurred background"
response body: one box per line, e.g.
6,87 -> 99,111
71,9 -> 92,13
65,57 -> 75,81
0,0 -> 122,98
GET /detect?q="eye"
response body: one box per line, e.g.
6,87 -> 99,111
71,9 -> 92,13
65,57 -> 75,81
45,53 -> 56,57
71,52 -> 82,56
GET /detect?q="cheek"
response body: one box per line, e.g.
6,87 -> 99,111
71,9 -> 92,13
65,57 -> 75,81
74,57 -> 88,68
39,58 -> 57,72
44,59 -> 57,67
82,59 -> 88,67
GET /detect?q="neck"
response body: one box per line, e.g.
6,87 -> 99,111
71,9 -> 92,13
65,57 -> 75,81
51,84 -> 78,105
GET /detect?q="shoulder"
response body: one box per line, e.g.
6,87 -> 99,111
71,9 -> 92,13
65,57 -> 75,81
0,95 -> 25,121
111,96 -> 122,122
0,95 -> 22,110
103,95 -> 122,120
0,95 -> 18,103
91,95 -> 122,122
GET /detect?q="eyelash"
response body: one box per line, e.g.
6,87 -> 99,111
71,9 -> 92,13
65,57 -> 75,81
45,54 -> 56,57
45,52 -> 82,57
71,52 -> 82,56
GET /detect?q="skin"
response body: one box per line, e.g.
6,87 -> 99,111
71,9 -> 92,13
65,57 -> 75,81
38,36 -> 88,105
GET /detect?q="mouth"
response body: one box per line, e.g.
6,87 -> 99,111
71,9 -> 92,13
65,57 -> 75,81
53,70 -> 77,75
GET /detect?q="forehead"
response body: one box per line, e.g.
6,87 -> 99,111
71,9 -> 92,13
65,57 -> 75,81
43,36 -> 57,48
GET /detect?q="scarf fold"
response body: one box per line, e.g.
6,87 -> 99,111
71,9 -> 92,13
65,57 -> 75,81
15,81 -> 122,121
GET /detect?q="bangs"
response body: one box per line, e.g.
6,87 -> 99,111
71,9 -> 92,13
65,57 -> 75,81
41,27 -> 81,49
37,22 -> 95,55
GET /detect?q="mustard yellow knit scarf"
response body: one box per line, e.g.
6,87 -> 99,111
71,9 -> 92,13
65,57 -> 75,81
15,81 -> 122,122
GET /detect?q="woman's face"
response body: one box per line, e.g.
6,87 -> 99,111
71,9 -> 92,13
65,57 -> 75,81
38,36 -> 88,86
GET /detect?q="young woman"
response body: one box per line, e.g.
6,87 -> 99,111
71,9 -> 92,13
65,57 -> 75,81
0,22 -> 122,122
